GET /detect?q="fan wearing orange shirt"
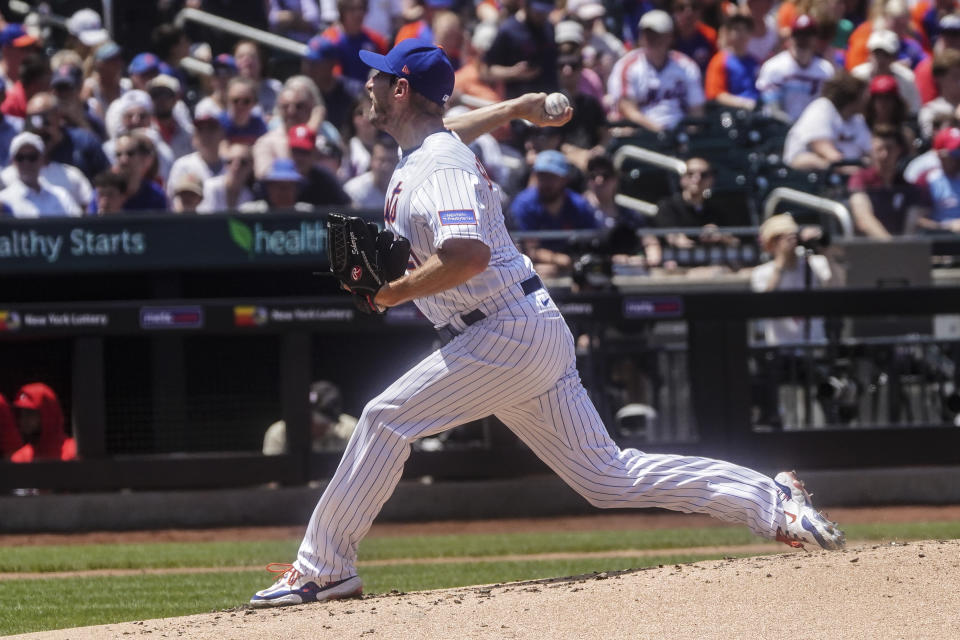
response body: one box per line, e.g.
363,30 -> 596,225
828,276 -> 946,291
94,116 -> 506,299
846,0 -> 928,70
320,0 -> 388,83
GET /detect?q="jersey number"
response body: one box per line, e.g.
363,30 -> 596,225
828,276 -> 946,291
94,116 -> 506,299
385,181 -> 403,224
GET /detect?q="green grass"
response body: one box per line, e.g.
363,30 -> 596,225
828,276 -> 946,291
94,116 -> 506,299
3,521 -> 960,574
0,571 -> 267,636
1,519 -> 959,635
0,527 -> 763,573
0,553 -> 755,636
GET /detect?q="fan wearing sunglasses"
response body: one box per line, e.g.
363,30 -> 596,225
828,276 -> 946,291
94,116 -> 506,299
0,132 -> 81,218
222,77 -> 268,146
111,130 -> 168,213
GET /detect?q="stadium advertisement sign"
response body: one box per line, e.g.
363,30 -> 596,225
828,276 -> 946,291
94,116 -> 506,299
0,211 -> 354,273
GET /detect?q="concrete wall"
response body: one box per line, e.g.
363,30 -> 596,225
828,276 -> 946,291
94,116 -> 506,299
3,467 -> 960,533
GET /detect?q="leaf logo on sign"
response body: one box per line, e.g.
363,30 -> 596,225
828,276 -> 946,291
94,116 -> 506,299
228,218 -> 253,258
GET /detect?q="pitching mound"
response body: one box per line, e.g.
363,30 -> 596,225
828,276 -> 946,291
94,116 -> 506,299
15,538 -> 960,640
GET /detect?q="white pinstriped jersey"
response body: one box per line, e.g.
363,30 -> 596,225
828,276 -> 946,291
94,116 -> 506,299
756,51 -> 835,122
607,50 -> 705,130
286,114 -> 801,591
383,130 -> 536,327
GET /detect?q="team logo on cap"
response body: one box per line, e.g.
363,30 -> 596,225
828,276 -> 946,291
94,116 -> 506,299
401,64 -> 410,74
351,265 -> 363,281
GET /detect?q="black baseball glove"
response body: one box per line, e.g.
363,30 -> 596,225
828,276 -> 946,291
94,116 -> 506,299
326,213 -> 410,314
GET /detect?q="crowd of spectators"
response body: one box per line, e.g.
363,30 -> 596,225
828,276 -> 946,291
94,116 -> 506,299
2,0 -> 960,274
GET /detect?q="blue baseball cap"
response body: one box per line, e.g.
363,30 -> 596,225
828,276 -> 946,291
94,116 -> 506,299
530,0 -> 556,13
128,53 -> 160,76
265,158 -> 304,183
0,23 -> 37,48
533,150 -> 569,177
306,36 -> 338,62
213,53 -> 238,72
51,65 -> 83,89
359,38 -> 455,106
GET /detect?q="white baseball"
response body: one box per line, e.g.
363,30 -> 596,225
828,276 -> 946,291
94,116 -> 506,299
545,92 -> 570,117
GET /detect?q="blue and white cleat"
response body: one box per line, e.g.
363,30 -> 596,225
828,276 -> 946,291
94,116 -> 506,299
774,470 -> 846,550
250,563 -> 363,608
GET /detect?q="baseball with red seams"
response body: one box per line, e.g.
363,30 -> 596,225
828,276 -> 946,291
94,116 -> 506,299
545,92 -> 570,116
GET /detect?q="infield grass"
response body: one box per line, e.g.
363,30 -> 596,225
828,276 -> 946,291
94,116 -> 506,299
1,520 -> 959,635
4,520 -> 959,573
0,553 -> 758,636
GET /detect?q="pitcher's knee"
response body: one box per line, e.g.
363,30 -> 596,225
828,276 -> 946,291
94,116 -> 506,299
356,400 -> 415,443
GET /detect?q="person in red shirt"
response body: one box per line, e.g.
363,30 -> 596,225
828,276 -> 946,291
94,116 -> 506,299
0,393 -> 21,459
8,383 -> 77,463
849,125 -> 930,237
2,52 -> 51,119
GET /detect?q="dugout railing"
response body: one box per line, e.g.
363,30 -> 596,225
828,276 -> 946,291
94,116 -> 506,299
3,213 -> 960,492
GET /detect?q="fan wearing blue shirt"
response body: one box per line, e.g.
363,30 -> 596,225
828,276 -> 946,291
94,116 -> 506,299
509,149 -> 602,276
114,131 -> 168,213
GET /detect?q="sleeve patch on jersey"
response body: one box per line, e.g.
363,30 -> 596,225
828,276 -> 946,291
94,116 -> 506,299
438,209 -> 478,225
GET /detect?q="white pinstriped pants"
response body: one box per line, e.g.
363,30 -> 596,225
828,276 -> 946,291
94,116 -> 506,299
295,289 -> 787,581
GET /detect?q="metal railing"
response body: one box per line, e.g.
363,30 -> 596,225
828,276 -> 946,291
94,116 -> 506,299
614,194 -> 658,218
612,145 -> 687,175
179,56 -> 214,78
8,0 -> 68,29
175,7 -> 308,57
762,186 -> 854,237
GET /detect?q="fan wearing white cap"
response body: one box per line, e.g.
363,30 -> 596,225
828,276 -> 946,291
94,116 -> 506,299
565,0 -> 626,83
850,29 -> 920,115
0,132 -> 81,218
66,9 -> 109,52
844,0 -> 927,72
147,74 -> 194,160
607,10 -> 705,131
0,124 -> 94,212
103,89 -> 176,182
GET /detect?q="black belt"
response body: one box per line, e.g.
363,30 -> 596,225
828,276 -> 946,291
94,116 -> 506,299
436,275 -> 543,346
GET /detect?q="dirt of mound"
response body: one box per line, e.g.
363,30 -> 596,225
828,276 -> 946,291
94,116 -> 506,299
12,539 -> 960,640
